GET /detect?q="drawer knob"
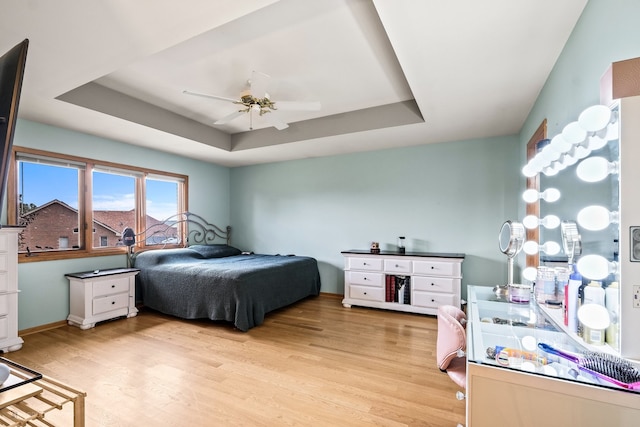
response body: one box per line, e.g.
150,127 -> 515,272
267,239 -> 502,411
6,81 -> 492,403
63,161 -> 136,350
111,301 -> 116,305
363,262 -> 369,266
364,292 -> 367,295
431,299 -> 435,302
364,277 -> 368,280
431,283 -> 435,286
111,285 -> 115,288
431,266 -> 435,269
395,264 -> 400,267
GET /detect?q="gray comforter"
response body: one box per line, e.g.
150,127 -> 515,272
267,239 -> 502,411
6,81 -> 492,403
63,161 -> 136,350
133,246 -> 321,331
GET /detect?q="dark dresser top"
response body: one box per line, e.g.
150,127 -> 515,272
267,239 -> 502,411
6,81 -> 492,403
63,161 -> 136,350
341,250 -> 465,259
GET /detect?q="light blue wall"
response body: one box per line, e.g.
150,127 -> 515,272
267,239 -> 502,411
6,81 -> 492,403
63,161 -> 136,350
230,136 -> 521,299
518,0 -> 640,267
521,0 -> 640,156
12,120 -> 231,330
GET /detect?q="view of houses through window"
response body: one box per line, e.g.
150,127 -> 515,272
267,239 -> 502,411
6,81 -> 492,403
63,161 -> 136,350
13,149 -> 186,256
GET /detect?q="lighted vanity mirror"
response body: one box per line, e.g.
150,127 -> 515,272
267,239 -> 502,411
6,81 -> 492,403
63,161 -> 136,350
536,122 -> 619,269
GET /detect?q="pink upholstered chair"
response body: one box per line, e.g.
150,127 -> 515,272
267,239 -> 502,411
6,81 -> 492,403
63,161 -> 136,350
436,305 -> 467,392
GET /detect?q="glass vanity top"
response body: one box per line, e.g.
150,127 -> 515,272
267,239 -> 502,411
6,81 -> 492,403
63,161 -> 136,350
466,285 -> 640,394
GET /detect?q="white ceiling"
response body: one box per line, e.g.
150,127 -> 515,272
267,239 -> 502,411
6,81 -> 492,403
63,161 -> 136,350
2,0 -> 587,167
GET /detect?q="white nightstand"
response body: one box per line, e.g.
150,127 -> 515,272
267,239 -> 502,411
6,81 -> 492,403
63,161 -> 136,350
65,268 -> 139,330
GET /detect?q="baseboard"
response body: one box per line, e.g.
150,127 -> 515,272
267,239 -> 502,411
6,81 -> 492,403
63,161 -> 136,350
19,320 -> 68,337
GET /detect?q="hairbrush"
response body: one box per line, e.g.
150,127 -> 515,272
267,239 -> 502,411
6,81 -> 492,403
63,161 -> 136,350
538,343 -> 640,390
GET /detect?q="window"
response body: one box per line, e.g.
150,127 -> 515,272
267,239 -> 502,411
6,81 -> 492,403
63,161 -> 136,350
9,147 -> 188,262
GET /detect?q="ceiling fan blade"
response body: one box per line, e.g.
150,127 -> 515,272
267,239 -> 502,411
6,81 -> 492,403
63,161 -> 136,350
273,101 -> 321,111
183,90 -> 238,103
249,71 -> 270,98
264,113 -> 289,130
214,110 -> 246,125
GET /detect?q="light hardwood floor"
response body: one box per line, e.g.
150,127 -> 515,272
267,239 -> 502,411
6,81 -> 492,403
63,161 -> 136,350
8,295 -> 465,426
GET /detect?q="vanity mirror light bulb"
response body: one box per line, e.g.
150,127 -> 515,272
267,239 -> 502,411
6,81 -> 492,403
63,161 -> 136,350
577,255 -> 618,280
522,164 -> 538,178
578,104 -> 612,133
562,121 -> 588,145
586,131 -> 608,151
522,267 -> 538,282
576,157 -> 619,183
542,165 -> 559,177
541,145 -> 561,162
523,187 -> 561,203
523,240 -> 560,255
540,188 -> 561,202
559,152 -> 578,167
573,144 -> 591,160
522,214 -> 560,230
577,205 -> 619,231
550,134 -> 572,153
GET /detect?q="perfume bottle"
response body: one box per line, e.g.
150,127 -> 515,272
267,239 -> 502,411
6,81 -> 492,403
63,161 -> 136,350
398,236 -> 405,253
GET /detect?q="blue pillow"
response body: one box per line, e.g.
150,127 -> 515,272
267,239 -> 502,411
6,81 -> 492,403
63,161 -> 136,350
187,244 -> 242,258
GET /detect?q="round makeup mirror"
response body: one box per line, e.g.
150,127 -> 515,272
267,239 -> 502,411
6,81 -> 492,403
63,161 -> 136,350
497,221 -> 525,295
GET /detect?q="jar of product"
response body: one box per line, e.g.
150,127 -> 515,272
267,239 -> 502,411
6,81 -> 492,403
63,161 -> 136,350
535,267 -> 555,305
549,267 -> 569,308
508,283 -> 531,304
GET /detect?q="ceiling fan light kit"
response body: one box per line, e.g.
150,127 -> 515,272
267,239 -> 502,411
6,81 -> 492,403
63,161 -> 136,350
184,71 -> 320,131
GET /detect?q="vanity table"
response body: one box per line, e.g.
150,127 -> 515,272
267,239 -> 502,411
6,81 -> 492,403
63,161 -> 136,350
466,285 -> 639,426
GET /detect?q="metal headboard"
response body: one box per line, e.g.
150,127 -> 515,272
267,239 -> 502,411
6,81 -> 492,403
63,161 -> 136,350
131,212 -> 231,248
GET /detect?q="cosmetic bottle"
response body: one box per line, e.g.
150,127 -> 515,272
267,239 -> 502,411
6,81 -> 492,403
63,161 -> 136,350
566,266 -> 582,333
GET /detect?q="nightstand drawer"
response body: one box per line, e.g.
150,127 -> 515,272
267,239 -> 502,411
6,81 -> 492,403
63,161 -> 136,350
349,285 -> 384,302
348,257 -> 383,271
93,278 -> 130,298
93,292 -> 129,315
346,271 -> 384,287
411,291 -> 456,308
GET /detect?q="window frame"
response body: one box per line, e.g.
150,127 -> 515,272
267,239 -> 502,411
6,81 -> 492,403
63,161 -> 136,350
8,146 -> 188,263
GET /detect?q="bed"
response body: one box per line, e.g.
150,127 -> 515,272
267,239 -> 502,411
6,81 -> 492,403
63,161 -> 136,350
130,214 -> 321,331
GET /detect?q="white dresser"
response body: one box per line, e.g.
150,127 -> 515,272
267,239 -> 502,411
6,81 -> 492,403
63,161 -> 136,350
0,227 -> 23,353
66,268 -> 139,330
341,250 -> 464,315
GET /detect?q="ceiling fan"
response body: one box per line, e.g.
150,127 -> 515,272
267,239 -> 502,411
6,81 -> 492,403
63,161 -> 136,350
183,71 -> 321,130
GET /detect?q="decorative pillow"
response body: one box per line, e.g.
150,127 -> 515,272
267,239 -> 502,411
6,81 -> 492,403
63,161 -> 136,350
187,244 -> 242,259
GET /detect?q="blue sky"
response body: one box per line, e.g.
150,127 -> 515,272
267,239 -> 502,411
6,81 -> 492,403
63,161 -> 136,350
19,163 -> 178,220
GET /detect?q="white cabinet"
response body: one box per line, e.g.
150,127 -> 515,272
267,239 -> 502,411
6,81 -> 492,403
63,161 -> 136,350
341,250 -> 464,315
66,268 -> 139,330
0,227 -> 23,353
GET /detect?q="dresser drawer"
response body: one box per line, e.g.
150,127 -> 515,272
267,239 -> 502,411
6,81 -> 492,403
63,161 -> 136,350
346,271 -> 384,287
93,292 -> 129,315
349,285 -> 384,302
411,291 -> 456,308
384,259 -> 412,274
348,257 -> 383,271
412,276 -> 458,293
93,278 -> 130,298
0,254 -> 7,272
413,260 -> 461,277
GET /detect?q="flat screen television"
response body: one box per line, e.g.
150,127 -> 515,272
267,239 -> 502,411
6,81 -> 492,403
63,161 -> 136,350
0,39 -> 29,226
